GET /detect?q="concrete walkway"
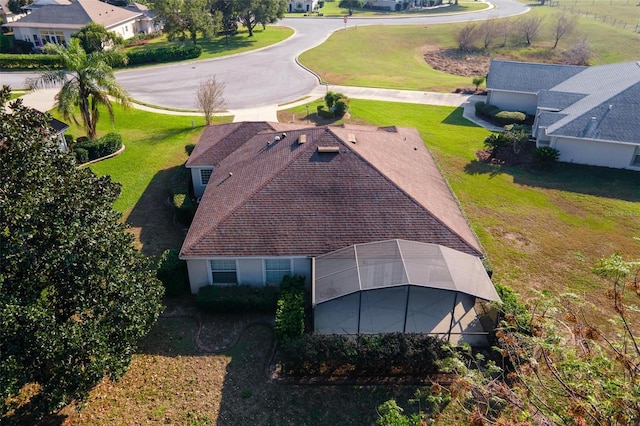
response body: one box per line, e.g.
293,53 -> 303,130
17,84 -> 502,131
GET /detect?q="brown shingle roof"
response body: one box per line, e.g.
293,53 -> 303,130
180,122 -> 482,259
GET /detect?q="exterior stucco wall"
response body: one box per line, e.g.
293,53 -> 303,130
486,90 -> 538,115
552,136 -> 640,170
13,26 -> 74,46
237,258 -> 263,285
185,256 -> 311,293
106,21 -> 136,40
190,167 -> 212,198
186,259 -> 209,293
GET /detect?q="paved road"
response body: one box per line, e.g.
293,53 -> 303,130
1,0 -> 528,109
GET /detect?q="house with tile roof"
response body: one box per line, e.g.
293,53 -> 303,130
3,0 -> 152,49
486,59 -> 640,170
182,121 -> 499,341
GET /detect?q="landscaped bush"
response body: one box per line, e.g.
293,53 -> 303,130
316,105 -> 333,119
494,110 -> 526,126
475,102 -> 528,126
170,164 -> 194,226
279,333 -> 447,376
275,275 -> 306,341
73,147 -> 89,164
534,146 -> 560,167
156,248 -> 189,296
196,284 -> 280,313
124,44 -> 202,66
0,53 -> 62,69
74,132 -> 122,162
124,32 -> 162,47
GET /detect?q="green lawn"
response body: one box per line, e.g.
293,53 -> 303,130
299,3 -> 640,89
124,26 -> 293,62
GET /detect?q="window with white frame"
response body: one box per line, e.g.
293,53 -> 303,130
210,259 -> 237,284
200,168 -> 213,185
632,146 -> 640,166
39,30 -> 65,45
265,258 -> 291,285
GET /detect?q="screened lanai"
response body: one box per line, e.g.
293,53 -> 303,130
312,240 -> 501,345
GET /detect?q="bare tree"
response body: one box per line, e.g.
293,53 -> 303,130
562,36 -> 592,65
196,75 -> 227,125
552,13 -> 576,48
455,23 -> 477,51
478,19 -> 497,49
499,20 -> 512,47
519,15 -> 544,45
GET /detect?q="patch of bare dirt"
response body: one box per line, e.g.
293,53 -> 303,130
421,45 -> 491,78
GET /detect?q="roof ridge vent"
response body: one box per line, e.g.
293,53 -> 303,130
317,146 -> 340,153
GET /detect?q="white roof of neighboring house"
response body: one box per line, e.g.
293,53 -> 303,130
4,0 -> 141,30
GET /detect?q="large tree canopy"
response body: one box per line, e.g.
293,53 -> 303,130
234,0 -> 286,36
0,86 -> 164,420
152,0 -> 220,43
72,22 -> 124,53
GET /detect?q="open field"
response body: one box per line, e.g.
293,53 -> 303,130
299,2 -> 640,90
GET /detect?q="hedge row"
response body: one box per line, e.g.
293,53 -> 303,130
1,44 -> 202,70
274,275 -> 306,341
170,165 -> 194,226
475,102 -> 527,126
0,54 -> 62,69
196,284 -> 280,313
278,333 -> 447,376
124,44 -> 202,66
73,132 -> 122,163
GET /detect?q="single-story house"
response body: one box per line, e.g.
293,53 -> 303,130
180,122 -> 499,342
288,0 -> 318,13
2,0 -> 150,48
486,59 -> 640,170
364,0 -> 407,11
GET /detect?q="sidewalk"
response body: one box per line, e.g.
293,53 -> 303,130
17,84 -> 501,131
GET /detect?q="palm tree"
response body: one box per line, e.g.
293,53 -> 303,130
27,38 -> 131,140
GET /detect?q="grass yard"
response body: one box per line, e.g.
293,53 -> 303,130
299,3 -> 640,89
124,26 -> 293,62
53,106 -> 231,256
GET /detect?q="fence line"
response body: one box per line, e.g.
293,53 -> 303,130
554,3 -> 640,33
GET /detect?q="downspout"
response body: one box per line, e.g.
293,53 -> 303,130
447,292 -> 459,343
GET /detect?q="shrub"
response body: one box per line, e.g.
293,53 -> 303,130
278,333 -> 447,376
338,0 -> 363,8
75,132 -> 122,161
156,248 -> 189,296
170,165 -> 194,226
196,284 -> 280,313
124,44 -> 202,66
0,53 -> 62,69
316,105 -> 333,119
494,111 -> 526,126
494,283 -> 531,334
275,290 -> 305,341
324,91 -> 345,109
73,147 -> 88,164
334,98 -> 349,118
534,146 -> 560,167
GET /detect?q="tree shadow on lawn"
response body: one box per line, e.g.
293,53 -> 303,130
464,159 -> 640,202
125,165 -> 187,257
442,107 -> 483,127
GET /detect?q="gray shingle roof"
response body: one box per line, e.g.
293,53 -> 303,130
180,122 -> 482,260
487,60 -> 586,94
5,0 -> 140,30
537,90 -> 586,111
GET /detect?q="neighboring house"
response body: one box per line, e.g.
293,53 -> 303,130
365,0 -> 409,11
48,115 -> 69,152
181,121 -> 498,342
287,0 -> 318,13
0,0 -> 26,24
124,2 -> 161,34
486,59 -> 640,170
2,0 -> 147,48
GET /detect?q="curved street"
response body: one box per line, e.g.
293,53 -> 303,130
2,0 -> 528,111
